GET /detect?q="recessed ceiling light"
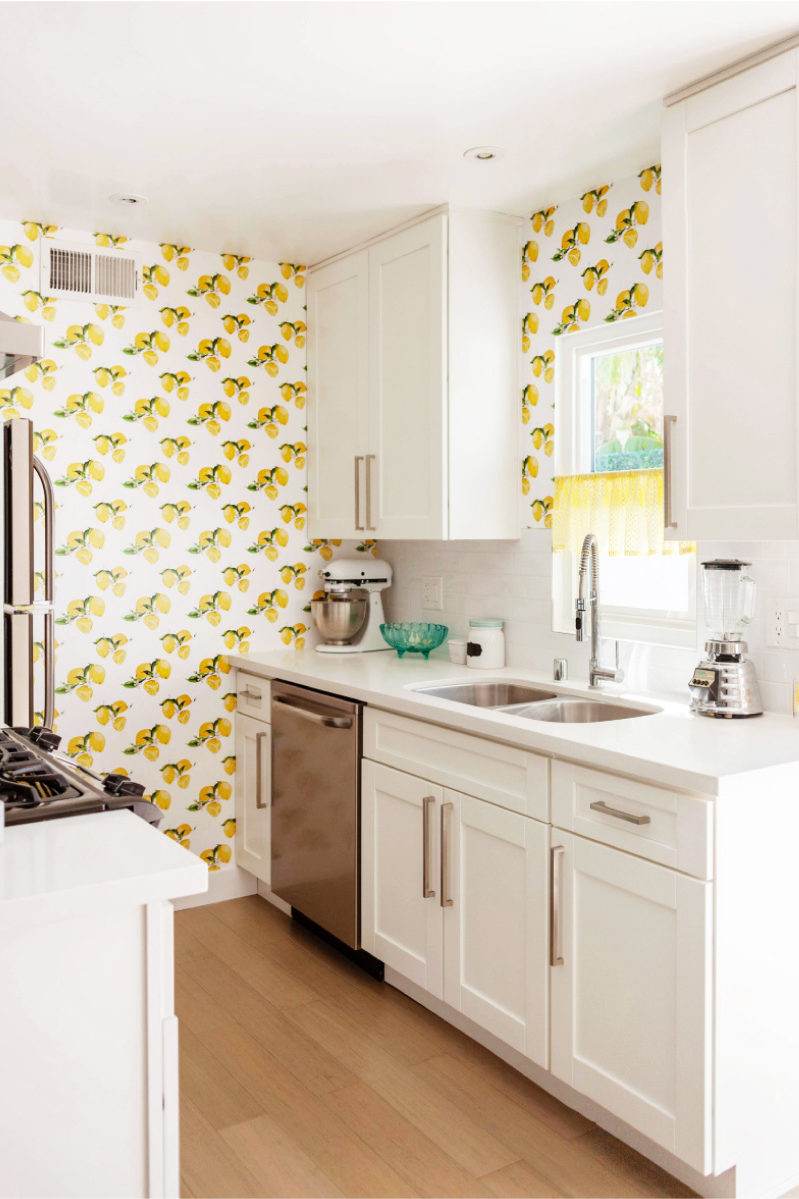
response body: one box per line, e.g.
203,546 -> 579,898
109,193 -> 148,206
463,146 -> 504,162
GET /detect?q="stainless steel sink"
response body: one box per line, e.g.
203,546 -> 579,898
496,698 -> 656,723
413,681 -> 557,707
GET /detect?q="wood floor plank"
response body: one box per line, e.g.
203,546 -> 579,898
179,939 -> 357,1095
175,975 -> 228,1038
413,1053 -> 651,1199
324,1081 -> 492,1199
426,1026 -> 595,1141
204,893 -> 292,945
479,1157 -> 567,1198
577,1128 -> 697,1198
179,1095 -> 265,1199
179,1023 -> 266,1130
287,1000 -> 517,1177
220,1113 -> 344,1198
176,904 -> 317,1010
175,898 -> 694,1199
210,1020 -> 419,1197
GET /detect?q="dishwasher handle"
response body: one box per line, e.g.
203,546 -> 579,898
272,694 -> 353,729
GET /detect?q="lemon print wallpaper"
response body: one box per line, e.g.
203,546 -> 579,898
521,164 -> 663,525
0,219 -> 372,874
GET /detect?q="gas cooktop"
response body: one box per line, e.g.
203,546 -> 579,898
0,725 -> 159,827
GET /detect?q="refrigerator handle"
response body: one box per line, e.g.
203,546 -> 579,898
32,455 -> 55,729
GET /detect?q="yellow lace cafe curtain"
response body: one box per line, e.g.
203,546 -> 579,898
551,469 -> 696,557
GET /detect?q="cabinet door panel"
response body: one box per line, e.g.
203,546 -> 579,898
307,251 -> 369,538
444,792 -> 549,1066
234,713 -> 271,883
369,215 -> 447,539
361,761 -> 443,996
550,832 -> 711,1172
663,51 -> 799,539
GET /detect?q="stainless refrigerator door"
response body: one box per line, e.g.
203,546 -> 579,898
3,419 -> 55,727
271,681 -> 362,948
5,611 -> 33,726
4,419 -> 34,607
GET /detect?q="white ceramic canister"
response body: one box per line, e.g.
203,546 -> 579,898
466,618 -> 505,670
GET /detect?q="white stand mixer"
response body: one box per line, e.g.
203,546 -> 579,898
311,558 -> 393,654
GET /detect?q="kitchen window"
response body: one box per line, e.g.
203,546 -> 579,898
552,314 -> 696,648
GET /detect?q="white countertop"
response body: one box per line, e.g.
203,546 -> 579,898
0,809 -> 207,926
230,648 -> 799,794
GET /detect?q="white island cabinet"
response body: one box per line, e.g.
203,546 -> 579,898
0,809 -> 207,1199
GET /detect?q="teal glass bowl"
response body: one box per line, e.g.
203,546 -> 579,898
380,622 -> 448,659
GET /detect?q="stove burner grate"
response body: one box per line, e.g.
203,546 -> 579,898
0,730 -> 82,809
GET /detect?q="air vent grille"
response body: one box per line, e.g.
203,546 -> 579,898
42,241 -> 140,303
49,247 -> 92,295
95,252 -> 137,301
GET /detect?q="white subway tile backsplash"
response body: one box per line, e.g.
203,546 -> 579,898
382,537 -> 799,713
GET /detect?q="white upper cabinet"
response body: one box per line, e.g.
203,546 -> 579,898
369,216 -> 448,539
307,207 -> 521,541
663,49 -> 799,539
306,250 -> 370,539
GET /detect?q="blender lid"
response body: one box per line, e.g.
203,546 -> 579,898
701,558 -> 751,570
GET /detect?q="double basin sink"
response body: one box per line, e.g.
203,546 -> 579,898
411,680 -> 659,724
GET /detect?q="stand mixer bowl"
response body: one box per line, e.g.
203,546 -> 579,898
311,593 -> 368,645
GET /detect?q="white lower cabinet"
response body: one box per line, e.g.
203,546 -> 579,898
362,760 -> 549,1066
550,830 -> 712,1173
361,761 -> 444,995
443,790 -> 549,1065
235,711 -> 271,883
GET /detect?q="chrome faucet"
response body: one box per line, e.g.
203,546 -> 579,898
575,533 -> 624,688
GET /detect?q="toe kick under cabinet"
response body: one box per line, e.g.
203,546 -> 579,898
361,707 -> 799,1196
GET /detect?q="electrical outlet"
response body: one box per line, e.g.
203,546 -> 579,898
421,576 -> 444,611
767,597 -> 799,647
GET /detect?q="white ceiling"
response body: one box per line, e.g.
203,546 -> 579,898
2,0 -> 798,263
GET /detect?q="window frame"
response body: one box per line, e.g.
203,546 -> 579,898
552,311 -> 697,650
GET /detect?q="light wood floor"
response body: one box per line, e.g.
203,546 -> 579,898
175,896 -> 695,1199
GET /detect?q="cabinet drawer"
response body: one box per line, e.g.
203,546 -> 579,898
551,760 -> 712,879
364,709 -> 549,820
236,672 -> 271,721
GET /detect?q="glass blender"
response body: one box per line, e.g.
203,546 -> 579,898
689,560 -> 762,717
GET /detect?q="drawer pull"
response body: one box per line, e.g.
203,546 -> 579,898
590,800 -> 651,825
422,795 -> 435,898
241,686 -> 262,702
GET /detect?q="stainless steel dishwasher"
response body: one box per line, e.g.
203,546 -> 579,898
271,680 -> 363,949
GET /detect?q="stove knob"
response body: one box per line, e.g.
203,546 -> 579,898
103,772 -> 146,798
21,726 -> 61,752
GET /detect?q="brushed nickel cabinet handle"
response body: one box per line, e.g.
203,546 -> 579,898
365,454 -> 376,531
241,685 -> 262,702
33,454 -> 55,730
354,456 -> 365,531
273,694 -> 352,729
255,731 -> 269,809
440,801 -> 453,908
663,414 -> 677,530
589,800 -> 651,825
422,795 -> 436,898
550,845 -> 565,967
